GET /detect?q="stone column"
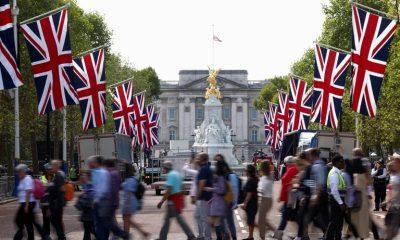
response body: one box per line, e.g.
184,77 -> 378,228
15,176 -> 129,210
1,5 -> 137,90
190,98 -> 196,134
178,97 -> 184,139
242,97 -> 249,141
231,98 -> 237,140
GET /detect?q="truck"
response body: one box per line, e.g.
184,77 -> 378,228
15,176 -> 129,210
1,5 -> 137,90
279,130 -> 357,163
77,133 -> 132,170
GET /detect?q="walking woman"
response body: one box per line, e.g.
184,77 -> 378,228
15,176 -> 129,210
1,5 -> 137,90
258,161 -> 276,240
121,164 -> 149,238
14,164 -> 47,240
75,171 -> 96,240
241,164 -> 259,240
207,156 -> 228,240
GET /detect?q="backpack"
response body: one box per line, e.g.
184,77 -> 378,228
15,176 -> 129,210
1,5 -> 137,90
236,174 -> 246,204
33,179 -> 45,200
224,181 -> 234,204
135,178 -> 146,200
64,182 -> 75,201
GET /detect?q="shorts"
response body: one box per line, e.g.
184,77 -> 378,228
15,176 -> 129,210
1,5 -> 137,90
246,205 -> 258,226
385,207 -> 400,228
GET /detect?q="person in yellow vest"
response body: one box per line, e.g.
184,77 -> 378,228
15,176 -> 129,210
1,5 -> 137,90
325,155 -> 346,240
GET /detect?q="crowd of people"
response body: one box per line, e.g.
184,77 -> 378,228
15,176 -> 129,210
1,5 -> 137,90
11,148 -> 400,240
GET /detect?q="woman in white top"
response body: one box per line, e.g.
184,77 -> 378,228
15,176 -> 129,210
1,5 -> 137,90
257,161 -> 276,240
14,164 -> 47,240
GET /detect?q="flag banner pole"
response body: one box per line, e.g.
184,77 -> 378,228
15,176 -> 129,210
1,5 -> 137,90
351,1 -> 397,21
74,44 -> 111,58
107,77 -> 134,89
132,90 -> 146,97
12,0 -> 20,162
20,4 -> 69,25
277,89 -> 287,94
314,42 -> 351,54
268,101 -> 277,106
289,73 -> 311,81
62,108 -> 67,162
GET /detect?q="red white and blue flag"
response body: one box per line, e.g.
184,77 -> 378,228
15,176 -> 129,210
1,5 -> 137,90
131,92 -> 147,147
288,77 -> 313,132
21,8 -> 78,115
268,103 -> 280,150
112,81 -> 134,136
264,111 -> 272,146
72,49 -> 106,130
276,90 -> 290,138
311,45 -> 351,129
144,105 -> 160,149
350,5 -> 397,117
0,0 -> 23,89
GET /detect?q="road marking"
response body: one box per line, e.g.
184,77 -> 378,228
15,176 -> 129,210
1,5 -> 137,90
238,221 -> 244,228
241,229 -> 248,233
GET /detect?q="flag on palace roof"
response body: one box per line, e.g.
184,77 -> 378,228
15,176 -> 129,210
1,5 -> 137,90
0,0 -> 23,90
350,5 -> 397,117
311,44 -> 350,129
21,8 -> 78,115
288,77 -> 313,132
72,48 -> 107,131
213,35 -> 222,42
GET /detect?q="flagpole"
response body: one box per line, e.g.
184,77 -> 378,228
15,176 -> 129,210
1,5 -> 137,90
289,73 -> 311,81
355,114 -> 360,148
74,44 -> 111,58
62,108 -> 67,162
12,0 -> 19,164
314,41 -> 351,55
212,24 -> 215,69
20,4 -> 70,25
351,1 -> 397,21
107,77 -> 134,89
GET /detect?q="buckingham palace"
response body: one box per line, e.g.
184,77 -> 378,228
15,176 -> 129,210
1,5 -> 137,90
155,70 -> 268,162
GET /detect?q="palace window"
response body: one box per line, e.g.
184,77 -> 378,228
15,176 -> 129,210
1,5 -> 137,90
196,107 -> 204,121
223,107 -> 231,120
169,129 -> 176,140
251,108 -> 258,121
168,108 -> 176,121
251,129 -> 258,143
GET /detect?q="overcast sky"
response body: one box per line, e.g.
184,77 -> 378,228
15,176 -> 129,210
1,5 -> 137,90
76,0 -> 328,81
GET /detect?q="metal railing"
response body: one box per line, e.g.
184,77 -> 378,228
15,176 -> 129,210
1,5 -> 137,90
0,176 -> 15,201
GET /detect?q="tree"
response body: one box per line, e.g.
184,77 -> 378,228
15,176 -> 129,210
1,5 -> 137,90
253,75 -> 288,110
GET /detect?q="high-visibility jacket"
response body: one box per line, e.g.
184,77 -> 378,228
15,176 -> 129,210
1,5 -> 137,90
327,168 -> 346,195
40,175 -> 48,184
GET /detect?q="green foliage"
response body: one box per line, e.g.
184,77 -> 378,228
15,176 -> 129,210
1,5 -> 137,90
253,75 -> 288,110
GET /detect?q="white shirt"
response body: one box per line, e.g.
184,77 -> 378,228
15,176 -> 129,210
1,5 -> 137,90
182,164 -> 198,197
258,176 -> 273,198
18,175 -> 35,203
371,168 -> 388,179
328,166 -> 343,205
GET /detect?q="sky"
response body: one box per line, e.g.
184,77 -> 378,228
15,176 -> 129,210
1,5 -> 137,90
76,0 -> 328,81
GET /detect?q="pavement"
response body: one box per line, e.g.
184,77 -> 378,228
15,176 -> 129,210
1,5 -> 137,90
0,182 -> 396,240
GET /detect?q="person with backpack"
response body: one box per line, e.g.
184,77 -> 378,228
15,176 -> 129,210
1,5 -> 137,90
257,160 -> 275,240
14,164 -> 48,240
205,156 -> 229,240
121,163 -> 149,238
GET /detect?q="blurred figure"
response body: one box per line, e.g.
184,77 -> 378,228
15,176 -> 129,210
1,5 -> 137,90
195,153 -> 213,240
69,165 -> 79,191
207,156 -> 229,240
325,155 -> 346,240
121,163 -> 149,238
341,159 -> 359,239
40,163 -> 53,235
273,155 -> 298,240
350,156 -> 370,239
74,170 -> 95,240
382,156 -> 400,239
372,159 -> 388,211
156,161 -> 196,240
241,164 -> 259,240
258,161 -> 275,240
14,164 -> 47,240
48,160 -> 66,240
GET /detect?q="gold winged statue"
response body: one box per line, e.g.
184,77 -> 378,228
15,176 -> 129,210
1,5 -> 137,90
205,67 -> 222,99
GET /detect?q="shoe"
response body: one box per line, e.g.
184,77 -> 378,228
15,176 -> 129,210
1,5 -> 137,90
242,238 -> 254,240
382,208 -> 387,211
373,208 -> 379,211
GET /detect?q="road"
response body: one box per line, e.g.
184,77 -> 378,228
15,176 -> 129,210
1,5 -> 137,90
0,182 -> 393,240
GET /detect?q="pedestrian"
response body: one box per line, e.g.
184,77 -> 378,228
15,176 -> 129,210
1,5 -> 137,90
69,165 -> 79,191
195,153 -> 213,240
382,156 -> 400,239
350,156 -> 370,239
372,159 -> 388,211
14,164 -> 47,240
121,163 -> 149,238
74,170 -> 96,240
241,164 -> 259,240
40,163 -> 53,236
206,156 -> 229,240
325,155 -> 346,240
257,160 -> 275,240
182,158 -> 199,205
341,159 -> 359,239
47,160 -> 67,240
156,161 -> 196,240
273,155 -> 299,240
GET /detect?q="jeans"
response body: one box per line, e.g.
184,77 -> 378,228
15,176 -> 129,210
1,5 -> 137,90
41,206 -> 50,236
49,207 -> 66,240
95,203 -> 127,240
195,200 -> 211,239
325,197 -> 345,240
374,183 -> 386,210
83,221 -> 95,240
224,205 -> 237,239
14,202 -> 35,240
277,203 -> 290,231
159,202 -> 195,240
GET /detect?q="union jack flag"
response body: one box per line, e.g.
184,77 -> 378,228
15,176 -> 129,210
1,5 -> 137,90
0,0 -> 23,89
21,8 -> 78,115
311,45 -> 351,129
144,105 -> 160,149
268,103 -> 280,150
276,90 -> 290,137
350,5 -> 397,117
131,92 -> 147,147
288,77 -> 313,132
112,81 -> 134,136
73,49 -> 106,130
264,111 -> 272,146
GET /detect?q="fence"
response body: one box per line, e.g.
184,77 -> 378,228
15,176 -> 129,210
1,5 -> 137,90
0,176 -> 15,201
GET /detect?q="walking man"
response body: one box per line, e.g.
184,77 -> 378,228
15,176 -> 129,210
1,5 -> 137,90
372,159 -> 388,211
326,156 -> 346,240
156,161 -> 196,240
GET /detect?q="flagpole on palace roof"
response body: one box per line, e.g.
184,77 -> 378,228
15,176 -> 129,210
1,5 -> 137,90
12,0 -> 20,165
212,24 -> 215,69
20,4 -> 70,25
74,44 -> 111,58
